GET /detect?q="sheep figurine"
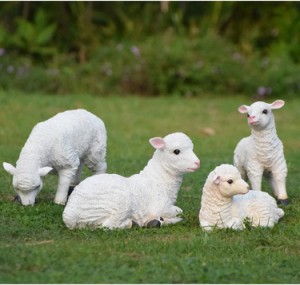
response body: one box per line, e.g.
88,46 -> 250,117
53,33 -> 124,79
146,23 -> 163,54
233,100 -> 288,205
63,132 -> 200,230
199,164 -> 284,231
3,109 -> 107,206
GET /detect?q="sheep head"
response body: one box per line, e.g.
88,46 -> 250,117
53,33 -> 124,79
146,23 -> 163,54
212,164 -> 250,198
238,100 -> 284,131
3,162 -> 53,205
149,132 -> 200,175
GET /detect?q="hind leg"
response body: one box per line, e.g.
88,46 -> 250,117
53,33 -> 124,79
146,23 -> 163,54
71,162 -> 83,187
85,149 -> 107,175
265,172 -> 275,193
102,217 -> 133,230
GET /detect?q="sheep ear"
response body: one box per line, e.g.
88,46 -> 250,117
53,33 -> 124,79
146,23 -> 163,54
238,105 -> 249,114
3,162 -> 16,176
149,137 -> 166,149
270,100 -> 285,110
213,175 -> 221,185
39,167 -> 53,177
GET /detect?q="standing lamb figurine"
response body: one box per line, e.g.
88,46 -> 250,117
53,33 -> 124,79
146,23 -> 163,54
233,100 -> 288,205
199,164 -> 284,231
3,109 -> 107,206
63,132 -> 200,230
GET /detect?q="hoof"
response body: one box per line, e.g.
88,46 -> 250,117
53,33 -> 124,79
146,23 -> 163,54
13,195 -> 22,204
277,199 -> 289,206
132,221 -> 140,228
147,219 -> 161,228
68,186 -> 75,196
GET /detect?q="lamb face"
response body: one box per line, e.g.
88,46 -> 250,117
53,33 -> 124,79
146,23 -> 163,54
3,163 -> 53,205
150,132 -> 200,175
238,100 -> 285,131
213,164 -> 250,198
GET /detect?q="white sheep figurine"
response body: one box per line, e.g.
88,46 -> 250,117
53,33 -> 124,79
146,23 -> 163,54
199,164 -> 284,231
63,132 -> 200,230
3,109 -> 107,206
233,99 -> 288,205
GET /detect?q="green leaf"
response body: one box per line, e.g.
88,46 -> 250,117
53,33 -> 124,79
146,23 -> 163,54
16,19 -> 35,43
36,24 -> 57,45
35,9 -> 47,29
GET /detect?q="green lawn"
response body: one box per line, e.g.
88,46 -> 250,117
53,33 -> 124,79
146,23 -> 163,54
0,91 -> 300,283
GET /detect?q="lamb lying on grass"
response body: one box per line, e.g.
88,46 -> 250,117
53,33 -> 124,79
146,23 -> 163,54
199,164 -> 284,231
3,109 -> 107,206
234,100 -> 288,205
63,132 -> 200,230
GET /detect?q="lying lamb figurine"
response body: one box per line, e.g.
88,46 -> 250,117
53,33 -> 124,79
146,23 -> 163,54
63,132 -> 200,230
199,164 -> 284,231
234,99 -> 288,205
3,109 -> 107,206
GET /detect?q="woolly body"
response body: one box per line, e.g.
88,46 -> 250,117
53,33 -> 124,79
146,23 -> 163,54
63,132 -> 200,230
3,109 -> 107,206
199,164 -> 284,231
234,100 -> 288,202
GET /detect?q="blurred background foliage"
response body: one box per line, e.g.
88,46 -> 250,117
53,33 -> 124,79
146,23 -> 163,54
0,1 -> 300,97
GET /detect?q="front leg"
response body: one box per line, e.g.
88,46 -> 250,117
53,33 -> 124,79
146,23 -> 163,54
273,175 -> 289,205
54,168 -> 77,205
146,206 -> 183,228
160,205 -> 183,225
248,172 -> 263,191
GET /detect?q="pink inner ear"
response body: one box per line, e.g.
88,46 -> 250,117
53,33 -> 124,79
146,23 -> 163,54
213,175 -> 221,185
238,105 -> 249,114
271,100 -> 285,109
149,137 -> 166,149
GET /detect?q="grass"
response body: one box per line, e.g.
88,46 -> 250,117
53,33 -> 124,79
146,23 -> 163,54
0,91 -> 300,283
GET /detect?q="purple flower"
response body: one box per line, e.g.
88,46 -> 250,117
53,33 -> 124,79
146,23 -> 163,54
131,46 -> 140,57
257,86 -> 272,97
0,48 -> 5,56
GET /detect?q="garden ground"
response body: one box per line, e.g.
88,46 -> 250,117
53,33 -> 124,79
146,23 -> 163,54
0,92 -> 299,283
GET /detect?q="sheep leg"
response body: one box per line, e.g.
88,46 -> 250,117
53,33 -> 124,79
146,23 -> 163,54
163,217 -> 183,225
102,217 -> 133,230
85,149 -> 107,175
158,205 -> 183,225
71,162 -> 83,187
273,175 -> 289,205
55,168 -> 77,205
248,173 -> 262,191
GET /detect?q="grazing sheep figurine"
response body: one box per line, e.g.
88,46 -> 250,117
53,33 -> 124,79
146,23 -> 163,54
63,132 -> 200,230
233,100 -> 288,205
199,164 -> 284,231
3,109 -> 107,206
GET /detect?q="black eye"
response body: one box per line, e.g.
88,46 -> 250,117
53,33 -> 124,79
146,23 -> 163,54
247,113 -> 250,117
262,109 -> 268,114
173,149 -> 180,155
227,179 -> 233,184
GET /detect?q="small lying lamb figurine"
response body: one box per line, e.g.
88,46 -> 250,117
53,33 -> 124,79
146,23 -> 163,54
234,99 -> 288,205
63,132 -> 200,230
199,164 -> 284,231
3,109 -> 107,206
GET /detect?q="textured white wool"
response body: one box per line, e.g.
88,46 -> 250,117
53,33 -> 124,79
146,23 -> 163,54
63,132 -> 200,230
199,164 -> 284,231
3,109 -> 107,206
234,100 -> 288,200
